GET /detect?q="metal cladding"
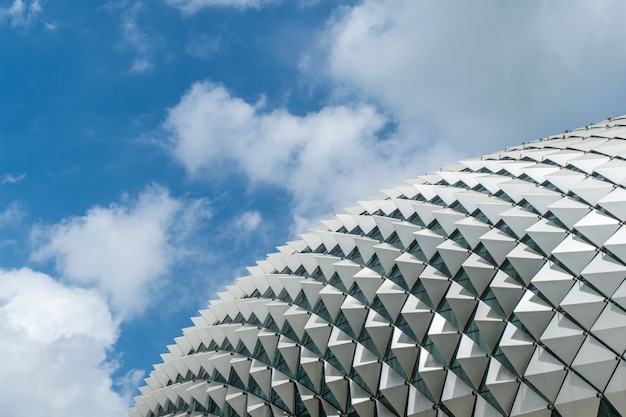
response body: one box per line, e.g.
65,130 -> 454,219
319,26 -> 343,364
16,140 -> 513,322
131,117 -> 626,417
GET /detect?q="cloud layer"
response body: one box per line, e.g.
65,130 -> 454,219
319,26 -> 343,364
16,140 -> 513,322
0,268 -> 129,417
32,185 -> 210,317
324,0 -> 626,146
164,82 -> 456,231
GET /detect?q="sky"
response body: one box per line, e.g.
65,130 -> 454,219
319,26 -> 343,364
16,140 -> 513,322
3,1 -> 626,416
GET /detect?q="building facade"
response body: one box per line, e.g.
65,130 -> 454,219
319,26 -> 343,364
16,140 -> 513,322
131,117 -> 626,417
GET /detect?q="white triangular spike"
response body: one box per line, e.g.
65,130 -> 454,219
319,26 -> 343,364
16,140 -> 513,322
499,179 -> 537,203
427,314 -> 461,364
395,252 -> 427,289
299,349 -> 323,392
277,339 -> 300,374
324,363 -> 348,411
419,266 -> 451,308
581,252 -> 626,297
603,225 -> 626,261
401,295 -> 434,342
567,152 -> 610,174
560,282 -> 607,330
574,210 -> 620,247
332,259 -> 360,290
436,239 -> 470,276
445,282 -> 477,328
524,346 -> 567,402
475,200 -> 514,225
551,234 -> 597,275
271,371 -> 294,413
392,221 -> 422,248
417,347 -> 447,400
513,290 -> 554,340
379,363 -> 409,415
591,303 -> 626,354
454,189 -> 492,214
490,271 -> 525,317
339,295 -> 368,336
520,187 -> 561,215
455,216 -> 490,248
597,187 -> 626,221
553,372 -> 600,417
350,380 -> 376,417
530,261 -> 574,307
354,236 -> 379,263
498,323 -> 535,376
433,208 -> 466,236
506,243 -> 545,286
326,327 -> 356,372
376,280 -> 408,320
319,285 -> 346,320
520,163 -> 560,184
414,229 -> 446,260
364,310 -> 393,355
461,254 -> 497,296
571,336 -> 618,391
473,301 -> 506,351
390,327 -> 419,378
353,267 -> 383,304
373,243 -> 402,274
594,158 -> 626,184
315,254 -> 342,281
569,177 -> 614,205
455,335 -> 489,388
372,214 -> 400,239
485,358 -> 519,414
500,206 -> 540,239
352,343 -> 381,394
406,385 -> 436,417
604,360 -> 626,416
508,383 -> 550,417
544,170 -> 586,194
525,218 -> 567,255
540,313 -> 585,365
440,372 -> 475,417
546,197 -> 590,230
479,228 -> 517,265
283,306 -> 309,340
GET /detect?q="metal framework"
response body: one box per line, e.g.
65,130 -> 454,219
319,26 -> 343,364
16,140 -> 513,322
131,116 -> 626,417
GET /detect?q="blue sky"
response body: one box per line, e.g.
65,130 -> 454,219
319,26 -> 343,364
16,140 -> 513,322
3,1 -> 626,416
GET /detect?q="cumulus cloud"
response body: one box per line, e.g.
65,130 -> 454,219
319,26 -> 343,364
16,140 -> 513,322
0,267 -> 129,417
323,0 -> 626,149
234,210 -> 262,232
164,82 -> 453,230
164,1 -> 626,233
32,185 -> 211,317
165,0 -> 277,14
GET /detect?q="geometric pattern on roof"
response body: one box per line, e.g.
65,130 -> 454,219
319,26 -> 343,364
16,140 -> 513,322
130,116 -> 626,417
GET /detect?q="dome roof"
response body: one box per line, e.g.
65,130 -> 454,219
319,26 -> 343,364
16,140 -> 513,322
131,116 -> 626,417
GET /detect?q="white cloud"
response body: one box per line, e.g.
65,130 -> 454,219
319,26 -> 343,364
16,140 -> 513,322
323,0 -> 626,149
0,0 -> 42,26
106,1 -> 158,73
164,1 -> 626,233
164,82 -> 458,232
165,0 -> 276,14
1,173 -> 26,183
0,267 -> 129,417
32,185 -> 211,317
235,210 -> 262,232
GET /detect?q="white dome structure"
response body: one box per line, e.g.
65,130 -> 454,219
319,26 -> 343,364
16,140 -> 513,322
130,117 -> 626,417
